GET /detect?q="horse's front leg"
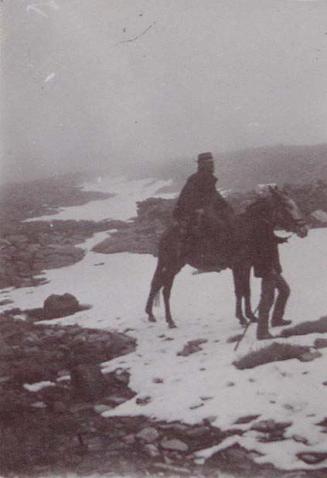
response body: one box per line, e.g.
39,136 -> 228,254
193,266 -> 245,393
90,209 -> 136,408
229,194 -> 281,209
242,265 -> 257,322
232,266 -> 248,326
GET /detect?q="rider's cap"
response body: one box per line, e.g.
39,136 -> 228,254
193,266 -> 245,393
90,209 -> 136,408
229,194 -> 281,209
197,152 -> 214,163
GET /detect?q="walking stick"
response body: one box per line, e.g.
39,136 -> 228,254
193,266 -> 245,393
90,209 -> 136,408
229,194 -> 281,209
234,320 -> 252,351
233,304 -> 259,351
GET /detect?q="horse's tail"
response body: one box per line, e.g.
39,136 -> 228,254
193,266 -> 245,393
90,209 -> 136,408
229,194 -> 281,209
153,291 -> 161,307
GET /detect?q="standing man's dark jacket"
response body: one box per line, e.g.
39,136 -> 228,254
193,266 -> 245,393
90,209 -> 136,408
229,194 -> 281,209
173,170 -> 229,223
251,200 -> 287,278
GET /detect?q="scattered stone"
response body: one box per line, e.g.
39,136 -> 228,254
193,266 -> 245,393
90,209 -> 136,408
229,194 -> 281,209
94,404 -> 112,414
153,377 -> 164,384
251,420 -> 292,433
122,434 -> 136,445
136,396 -> 151,406
177,339 -> 208,357
160,438 -> 189,453
203,416 -> 217,425
292,434 -> 308,444
185,426 -> 210,438
234,343 -> 311,369
298,350 -> 322,362
234,415 -> 260,425
281,316 -> 327,338
190,403 -> 204,410
153,463 -> 191,475
136,427 -> 160,443
0,299 -> 13,306
144,443 -> 161,458
314,338 -> 327,349
298,452 -> 327,465
105,395 -> 129,406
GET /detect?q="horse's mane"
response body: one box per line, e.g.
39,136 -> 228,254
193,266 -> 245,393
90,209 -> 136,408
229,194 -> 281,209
237,197 -> 272,220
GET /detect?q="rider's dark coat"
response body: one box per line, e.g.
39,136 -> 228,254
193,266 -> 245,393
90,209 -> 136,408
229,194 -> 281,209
251,200 -> 286,278
173,170 -> 230,223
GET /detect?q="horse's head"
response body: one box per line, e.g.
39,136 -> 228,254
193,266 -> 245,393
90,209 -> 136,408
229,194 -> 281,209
267,185 -> 309,238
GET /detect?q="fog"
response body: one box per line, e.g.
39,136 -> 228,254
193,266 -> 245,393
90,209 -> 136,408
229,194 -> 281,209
2,0 -> 327,184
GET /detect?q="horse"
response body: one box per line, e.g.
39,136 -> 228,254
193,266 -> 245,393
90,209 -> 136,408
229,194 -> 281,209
145,186 -> 308,328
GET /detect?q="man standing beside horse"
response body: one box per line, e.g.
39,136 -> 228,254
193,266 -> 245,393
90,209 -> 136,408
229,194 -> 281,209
251,185 -> 292,340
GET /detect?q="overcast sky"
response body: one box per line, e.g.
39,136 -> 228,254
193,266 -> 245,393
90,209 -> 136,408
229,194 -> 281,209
2,0 -> 327,183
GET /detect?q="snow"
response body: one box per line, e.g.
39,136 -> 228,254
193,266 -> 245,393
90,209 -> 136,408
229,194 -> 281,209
26,176 -> 175,223
2,175 -> 327,471
24,381 -> 56,392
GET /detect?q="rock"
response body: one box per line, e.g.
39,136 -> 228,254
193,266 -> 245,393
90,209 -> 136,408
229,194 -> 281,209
251,419 -> 292,433
153,463 -> 191,475
234,415 -> 260,425
43,293 -> 80,319
144,443 -> 161,458
292,434 -> 308,444
185,426 -> 210,438
160,438 -> 189,453
136,396 -> 151,406
136,427 -> 160,443
122,434 -> 136,445
314,338 -> 327,349
298,452 -> 327,465
105,395 -> 128,406
298,350 -> 322,362
70,364 -> 108,401
94,404 -> 112,414
177,339 -> 207,357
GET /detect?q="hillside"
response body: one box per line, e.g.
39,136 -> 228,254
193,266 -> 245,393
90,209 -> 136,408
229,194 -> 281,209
140,144 -> 327,192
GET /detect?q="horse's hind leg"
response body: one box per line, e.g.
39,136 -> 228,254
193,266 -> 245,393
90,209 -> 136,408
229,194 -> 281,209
162,271 -> 179,329
145,262 -> 164,322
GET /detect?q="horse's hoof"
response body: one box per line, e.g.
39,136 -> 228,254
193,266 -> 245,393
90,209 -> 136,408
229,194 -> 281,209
239,319 -> 248,327
168,321 -> 177,329
148,315 -> 157,323
248,315 -> 258,323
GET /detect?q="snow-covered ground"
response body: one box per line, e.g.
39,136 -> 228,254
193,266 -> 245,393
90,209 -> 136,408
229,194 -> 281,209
26,176 -> 175,222
1,176 -> 327,471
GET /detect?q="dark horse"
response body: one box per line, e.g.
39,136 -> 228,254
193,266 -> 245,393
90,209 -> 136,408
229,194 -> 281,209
145,186 -> 308,328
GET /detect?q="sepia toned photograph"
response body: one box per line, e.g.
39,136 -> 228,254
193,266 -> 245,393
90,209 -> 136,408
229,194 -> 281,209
1,1 -> 327,477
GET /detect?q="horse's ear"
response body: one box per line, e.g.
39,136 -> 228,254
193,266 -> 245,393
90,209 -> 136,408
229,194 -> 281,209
268,185 -> 279,196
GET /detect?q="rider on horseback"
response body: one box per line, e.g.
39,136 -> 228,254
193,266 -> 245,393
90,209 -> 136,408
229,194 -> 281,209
173,152 -> 234,269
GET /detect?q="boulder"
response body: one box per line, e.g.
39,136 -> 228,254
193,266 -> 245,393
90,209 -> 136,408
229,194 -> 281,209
136,427 -> 160,443
298,452 -> 327,465
160,438 -> 189,452
43,293 -> 80,319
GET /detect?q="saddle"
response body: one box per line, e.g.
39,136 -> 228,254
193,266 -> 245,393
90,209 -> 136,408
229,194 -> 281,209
178,210 -> 233,270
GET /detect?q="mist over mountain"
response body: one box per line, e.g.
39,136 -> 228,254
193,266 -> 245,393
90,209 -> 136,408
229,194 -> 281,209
140,143 -> 327,192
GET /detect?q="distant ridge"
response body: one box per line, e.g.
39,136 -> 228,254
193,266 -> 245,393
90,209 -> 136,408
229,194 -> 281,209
144,143 -> 327,192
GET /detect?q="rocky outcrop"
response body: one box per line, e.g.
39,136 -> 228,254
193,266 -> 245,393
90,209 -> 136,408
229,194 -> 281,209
0,219 -> 125,289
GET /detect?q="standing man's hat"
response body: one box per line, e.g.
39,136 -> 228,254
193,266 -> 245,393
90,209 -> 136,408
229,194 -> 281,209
197,152 -> 214,163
